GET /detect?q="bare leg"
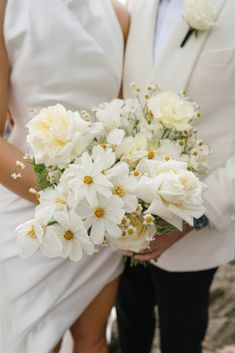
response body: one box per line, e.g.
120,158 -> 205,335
71,278 -> 119,353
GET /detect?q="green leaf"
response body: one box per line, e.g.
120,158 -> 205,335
33,162 -> 52,190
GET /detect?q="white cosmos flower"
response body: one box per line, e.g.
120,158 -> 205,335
47,210 -> 95,262
106,163 -> 138,212
148,92 -> 195,131
62,152 -> 113,207
108,214 -> 156,253
91,145 -> 116,171
35,186 -> 72,221
135,160 -> 206,230
78,195 -> 125,245
27,104 -> 93,168
16,218 -> 62,259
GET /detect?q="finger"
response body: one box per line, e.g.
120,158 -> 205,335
134,250 -> 162,261
137,249 -> 154,255
122,251 -> 133,256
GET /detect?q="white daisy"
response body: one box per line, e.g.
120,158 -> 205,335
91,145 -> 116,171
63,152 -> 113,207
36,186 -> 70,221
78,195 -> 125,245
143,214 -> 155,226
47,210 -> 95,262
106,163 -> 138,212
16,219 -> 62,259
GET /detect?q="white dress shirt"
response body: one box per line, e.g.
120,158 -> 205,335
154,0 -> 183,64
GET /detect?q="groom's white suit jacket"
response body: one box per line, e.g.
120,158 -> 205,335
124,0 -> 235,271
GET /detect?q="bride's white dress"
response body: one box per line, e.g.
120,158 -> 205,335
0,1 -> 124,352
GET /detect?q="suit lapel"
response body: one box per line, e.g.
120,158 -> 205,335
150,0 -> 226,92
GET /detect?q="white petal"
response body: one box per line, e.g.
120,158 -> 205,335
81,152 -> 93,173
84,216 -> 95,229
105,209 -> 125,224
90,220 -> 105,245
35,204 -> 55,225
54,211 -> 70,230
41,233 -> 62,258
86,187 -> 98,207
168,204 -> 195,226
61,239 -> 71,258
104,219 -> 122,239
16,235 -> 40,258
94,174 -> 113,187
107,129 -> 125,145
147,198 -> 183,231
77,237 -> 95,255
69,211 -> 83,232
123,194 -> 138,213
135,176 -> 156,203
76,202 -> 93,219
69,241 -> 83,262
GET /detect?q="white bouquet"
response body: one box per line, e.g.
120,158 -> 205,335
15,85 -> 209,262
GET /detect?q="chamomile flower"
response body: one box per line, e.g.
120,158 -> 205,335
106,163 -> 138,212
143,214 -> 154,226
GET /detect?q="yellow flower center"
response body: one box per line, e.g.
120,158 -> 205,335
145,216 -> 153,224
136,204 -> 142,212
113,185 -> 125,197
95,208 -> 105,218
147,150 -> 156,159
27,226 -> 36,239
64,230 -> 74,241
164,156 -> 171,161
84,176 -> 93,184
121,218 -> 127,226
101,143 -> 107,149
133,170 -> 140,177
55,197 -> 66,205
127,228 -> 135,236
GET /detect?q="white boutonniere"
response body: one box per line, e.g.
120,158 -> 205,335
181,0 -> 216,47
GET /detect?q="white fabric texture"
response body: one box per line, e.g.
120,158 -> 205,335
0,1 -> 124,352
124,0 -> 235,271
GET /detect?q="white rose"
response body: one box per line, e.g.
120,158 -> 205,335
184,0 -> 216,31
148,92 -> 195,131
135,160 -> 205,229
27,104 -> 92,168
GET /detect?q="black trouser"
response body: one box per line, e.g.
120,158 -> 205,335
116,261 -> 217,353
